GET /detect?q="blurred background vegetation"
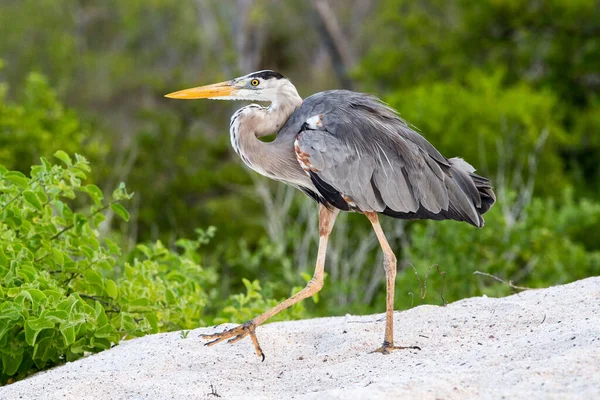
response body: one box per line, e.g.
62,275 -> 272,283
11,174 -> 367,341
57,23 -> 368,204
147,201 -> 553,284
0,0 -> 599,382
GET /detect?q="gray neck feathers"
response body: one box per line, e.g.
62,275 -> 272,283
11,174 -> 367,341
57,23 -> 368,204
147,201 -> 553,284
229,85 -> 310,187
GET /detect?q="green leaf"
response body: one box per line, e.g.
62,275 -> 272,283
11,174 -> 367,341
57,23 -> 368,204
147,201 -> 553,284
0,247 -> 8,267
23,190 -> 43,211
105,279 -> 118,298
94,324 -> 116,338
15,289 -> 47,308
112,182 -> 133,201
92,337 -> 111,350
36,190 -> 48,204
25,314 -> 55,346
104,238 -> 121,256
3,171 -> 29,188
2,352 -> 23,376
27,314 -> 55,331
53,150 -> 72,166
78,245 -> 95,259
43,290 -> 64,305
0,302 -> 22,322
70,337 -> 88,354
40,157 -> 52,172
25,323 -> 42,347
60,324 -> 76,346
0,320 -> 15,343
85,184 -> 104,207
145,313 -> 159,333
111,203 -> 130,222
45,310 -> 68,324
83,269 -> 104,288
33,336 -> 54,360
50,247 -> 64,264
128,298 -> 151,311
57,296 -> 78,313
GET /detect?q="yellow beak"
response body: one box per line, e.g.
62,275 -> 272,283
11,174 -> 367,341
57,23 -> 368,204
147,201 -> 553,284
164,80 -> 236,99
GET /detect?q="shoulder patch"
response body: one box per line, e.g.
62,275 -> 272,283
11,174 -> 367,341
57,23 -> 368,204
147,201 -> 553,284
294,134 -> 318,174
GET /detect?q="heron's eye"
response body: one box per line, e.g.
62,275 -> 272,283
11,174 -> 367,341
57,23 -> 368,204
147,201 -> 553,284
251,79 -> 260,87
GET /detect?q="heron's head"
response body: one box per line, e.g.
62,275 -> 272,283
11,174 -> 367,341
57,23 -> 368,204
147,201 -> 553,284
165,70 -> 297,104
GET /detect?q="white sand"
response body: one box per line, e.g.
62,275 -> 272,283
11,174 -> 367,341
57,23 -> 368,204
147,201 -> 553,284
2,277 -> 599,400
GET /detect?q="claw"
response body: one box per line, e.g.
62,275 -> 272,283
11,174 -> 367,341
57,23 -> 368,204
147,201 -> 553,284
371,342 -> 421,354
200,321 -> 266,360
205,338 -> 221,347
228,333 -> 245,344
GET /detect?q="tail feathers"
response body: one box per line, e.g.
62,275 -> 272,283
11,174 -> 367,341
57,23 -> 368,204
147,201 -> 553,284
471,173 -> 496,214
382,157 -> 496,228
448,157 -> 496,227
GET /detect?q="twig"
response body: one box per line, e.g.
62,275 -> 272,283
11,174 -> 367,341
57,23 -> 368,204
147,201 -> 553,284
412,264 -> 447,306
79,294 -> 121,313
473,271 -> 531,291
63,260 -> 97,286
34,254 -> 49,264
0,177 -> 41,212
34,202 -> 116,252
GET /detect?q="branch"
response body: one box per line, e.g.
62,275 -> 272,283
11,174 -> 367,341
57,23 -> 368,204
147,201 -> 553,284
79,294 -> 121,313
473,271 -> 532,291
413,264 -> 447,306
312,0 -> 355,89
35,201 -> 118,253
0,177 -> 41,213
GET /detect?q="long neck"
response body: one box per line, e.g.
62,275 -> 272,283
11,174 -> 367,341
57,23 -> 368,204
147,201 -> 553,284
230,89 -> 305,183
253,89 -> 303,137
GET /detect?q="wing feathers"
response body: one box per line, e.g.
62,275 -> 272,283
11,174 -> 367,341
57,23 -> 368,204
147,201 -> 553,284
293,91 -> 494,226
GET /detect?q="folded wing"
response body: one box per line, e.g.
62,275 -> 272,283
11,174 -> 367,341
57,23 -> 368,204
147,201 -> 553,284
293,93 -> 494,227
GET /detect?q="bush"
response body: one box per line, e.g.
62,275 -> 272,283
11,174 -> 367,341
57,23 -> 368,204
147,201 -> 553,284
214,277 -> 309,325
0,154 -> 212,382
0,154 -> 310,383
0,153 -> 122,381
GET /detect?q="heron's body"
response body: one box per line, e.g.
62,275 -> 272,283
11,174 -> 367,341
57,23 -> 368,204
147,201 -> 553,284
230,89 -> 494,227
166,70 -> 496,359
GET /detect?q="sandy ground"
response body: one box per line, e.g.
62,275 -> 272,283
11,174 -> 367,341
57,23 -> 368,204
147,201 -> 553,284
2,277 -> 599,400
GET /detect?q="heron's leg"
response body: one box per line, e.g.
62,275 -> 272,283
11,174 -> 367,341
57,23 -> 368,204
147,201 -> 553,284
201,204 -> 339,360
364,212 -> 420,354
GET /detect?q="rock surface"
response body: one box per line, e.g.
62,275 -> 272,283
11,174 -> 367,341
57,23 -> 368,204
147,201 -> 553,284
2,277 -> 599,400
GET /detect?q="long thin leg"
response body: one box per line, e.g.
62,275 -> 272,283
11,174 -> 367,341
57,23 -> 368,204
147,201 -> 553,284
364,212 -> 420,354
201,204 -> 339,360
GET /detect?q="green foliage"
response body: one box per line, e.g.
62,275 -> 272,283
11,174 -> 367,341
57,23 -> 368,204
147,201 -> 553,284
118,238 -> 217,333
213,278 -> 308,325
0,156 -> 215,382
0,155 -> 309,383
385,71 -> 567,195
357,0 -> 600,197
359,0 -> 599,107
0,154 -> 121,381
128,111 -> 262,245
393,189 -> 600,310
0,72 -> 106,175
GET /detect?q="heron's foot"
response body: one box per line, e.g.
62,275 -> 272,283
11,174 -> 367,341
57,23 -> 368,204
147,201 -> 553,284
371,341 -> 421,355
200,321 -> 265,361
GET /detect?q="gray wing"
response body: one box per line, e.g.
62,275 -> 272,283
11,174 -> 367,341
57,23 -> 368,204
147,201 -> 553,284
290,91 -> 488,227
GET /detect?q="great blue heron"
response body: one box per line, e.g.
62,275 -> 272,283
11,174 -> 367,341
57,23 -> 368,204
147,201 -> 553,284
166,70 -> 495,360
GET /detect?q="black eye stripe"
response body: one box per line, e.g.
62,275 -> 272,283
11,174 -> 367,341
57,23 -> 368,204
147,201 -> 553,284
248,70 -> 285,80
